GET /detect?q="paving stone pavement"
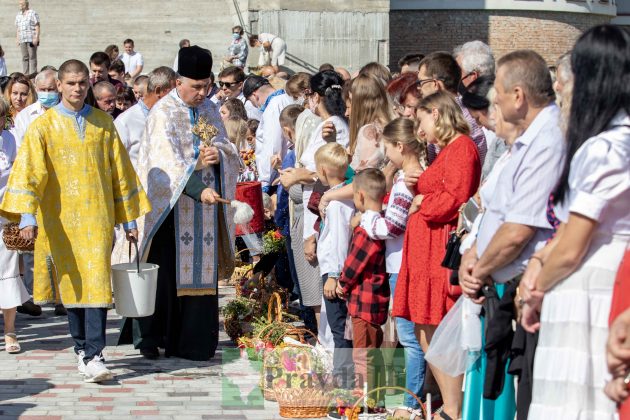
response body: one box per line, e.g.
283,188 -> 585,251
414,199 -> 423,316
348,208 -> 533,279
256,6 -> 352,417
0,287 -> 295,420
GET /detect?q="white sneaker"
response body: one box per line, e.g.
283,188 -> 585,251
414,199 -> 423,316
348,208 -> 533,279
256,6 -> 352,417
77,350 -> 86,376
83,355 -> 113,383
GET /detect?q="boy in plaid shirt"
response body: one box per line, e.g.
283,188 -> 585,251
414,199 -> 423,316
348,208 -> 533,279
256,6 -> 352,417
336,168 -> 390,400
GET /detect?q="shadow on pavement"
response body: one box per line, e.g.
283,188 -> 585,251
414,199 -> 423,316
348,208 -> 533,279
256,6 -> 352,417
0,378 -> 52,418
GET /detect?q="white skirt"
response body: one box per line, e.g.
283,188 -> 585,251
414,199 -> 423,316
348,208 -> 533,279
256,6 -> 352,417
0,227 -> 29,309
529,233 -> 628,420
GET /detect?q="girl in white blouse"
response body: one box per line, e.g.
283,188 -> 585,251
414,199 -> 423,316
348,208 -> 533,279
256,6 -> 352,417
520,25 -> 630,419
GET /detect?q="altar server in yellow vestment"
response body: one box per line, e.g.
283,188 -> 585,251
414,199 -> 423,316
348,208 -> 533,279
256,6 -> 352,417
0,60 -> 151,383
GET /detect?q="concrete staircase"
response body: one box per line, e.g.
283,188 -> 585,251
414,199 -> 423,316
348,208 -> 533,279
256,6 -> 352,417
0,0 -> 240,75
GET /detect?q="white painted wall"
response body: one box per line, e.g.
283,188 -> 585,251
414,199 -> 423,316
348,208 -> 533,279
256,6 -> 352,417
249,9 -> 389,73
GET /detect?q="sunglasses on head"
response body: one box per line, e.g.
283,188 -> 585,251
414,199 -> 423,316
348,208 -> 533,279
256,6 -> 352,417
219,81 -> 241,89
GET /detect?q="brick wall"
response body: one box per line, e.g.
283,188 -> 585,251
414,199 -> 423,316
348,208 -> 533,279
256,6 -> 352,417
389,10 -> 611,69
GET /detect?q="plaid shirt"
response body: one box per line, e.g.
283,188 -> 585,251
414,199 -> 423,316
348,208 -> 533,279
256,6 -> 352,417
338,226 -> 390,325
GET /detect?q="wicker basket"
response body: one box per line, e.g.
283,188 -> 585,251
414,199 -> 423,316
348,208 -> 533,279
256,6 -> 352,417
276,387 -> 332,418
235,270 -> 260,298
222,297 -> 257,343
347,386 -> 428,420
259,294 -> 318,403
231,248 -> 255,286
2,222 -> 35,252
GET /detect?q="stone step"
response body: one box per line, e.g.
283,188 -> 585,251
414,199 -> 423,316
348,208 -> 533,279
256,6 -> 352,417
0,0 -> 240,75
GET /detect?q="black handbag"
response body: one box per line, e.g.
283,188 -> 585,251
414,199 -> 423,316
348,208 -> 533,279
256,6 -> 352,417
441,229 -> 465,270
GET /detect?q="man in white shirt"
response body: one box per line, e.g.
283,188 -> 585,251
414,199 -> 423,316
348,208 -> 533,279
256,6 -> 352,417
120,39 -> 144,79
249,33 -> 286,73
114,66 -> 177,168
211,66 -> 261,120
460,50 -> 564,297
243,75 -> 294,193
12,69 -> 57,147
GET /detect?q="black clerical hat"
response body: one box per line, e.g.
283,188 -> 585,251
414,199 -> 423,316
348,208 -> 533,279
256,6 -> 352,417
177,46 -> 213,80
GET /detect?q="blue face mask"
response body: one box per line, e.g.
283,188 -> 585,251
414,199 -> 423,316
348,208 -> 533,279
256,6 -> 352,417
38,91 -> 60,108
232,33 -> 241,40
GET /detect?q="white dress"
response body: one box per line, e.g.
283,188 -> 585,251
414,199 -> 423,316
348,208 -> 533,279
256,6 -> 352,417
0,130 -> 29,309
529,112 -> 630,420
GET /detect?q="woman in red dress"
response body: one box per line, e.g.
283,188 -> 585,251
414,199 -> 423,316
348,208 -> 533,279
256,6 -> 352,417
606,247 -> 630,420
393,91 -> 481,420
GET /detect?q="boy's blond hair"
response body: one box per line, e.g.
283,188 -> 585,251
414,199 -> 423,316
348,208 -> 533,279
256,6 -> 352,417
314,142 -> 348,178
353,168 -> 386,202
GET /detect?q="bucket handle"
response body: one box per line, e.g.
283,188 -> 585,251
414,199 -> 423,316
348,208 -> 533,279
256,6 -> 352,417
128,241 -> 140,273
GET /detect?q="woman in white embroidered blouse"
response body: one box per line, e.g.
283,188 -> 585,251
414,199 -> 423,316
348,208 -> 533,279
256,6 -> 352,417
0,98 -> 29,354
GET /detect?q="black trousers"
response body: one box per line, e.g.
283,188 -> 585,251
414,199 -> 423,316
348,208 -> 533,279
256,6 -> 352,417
322,274 -> 354,389
121,210 -> 219,361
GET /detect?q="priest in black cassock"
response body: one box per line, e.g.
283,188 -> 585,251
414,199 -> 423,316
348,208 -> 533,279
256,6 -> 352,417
115,46 -> 239,360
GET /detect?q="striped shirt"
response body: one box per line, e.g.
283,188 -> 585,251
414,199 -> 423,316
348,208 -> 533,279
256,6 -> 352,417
428,95 -> 487,167
15,9 -> 39,43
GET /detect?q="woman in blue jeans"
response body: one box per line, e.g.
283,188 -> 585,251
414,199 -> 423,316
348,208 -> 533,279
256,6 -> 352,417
358,117 -> 427,417
391,274 -> 427,416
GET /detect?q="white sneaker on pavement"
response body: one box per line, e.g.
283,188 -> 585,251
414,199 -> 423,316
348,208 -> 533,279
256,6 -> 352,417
77,350 -> 86,376
83,355 -> 113,383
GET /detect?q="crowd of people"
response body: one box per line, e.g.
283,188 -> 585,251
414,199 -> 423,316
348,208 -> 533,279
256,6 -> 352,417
0,1 -> 628,418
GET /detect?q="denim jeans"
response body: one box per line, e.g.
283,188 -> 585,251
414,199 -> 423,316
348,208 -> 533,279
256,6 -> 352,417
322,274 -> 354,389
67,308 -> 108,364
390,274 -> 426,408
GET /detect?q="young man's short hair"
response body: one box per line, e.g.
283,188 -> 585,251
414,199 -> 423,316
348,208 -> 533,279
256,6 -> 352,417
109,59 -> 125,74
419,52 -> 461,93
315,142 -> 348,177
218,66 -> 245,83
59,59 -> 90,80
123,38 -> 134,46
353,168 -> 386,202
89,52 -> 111,68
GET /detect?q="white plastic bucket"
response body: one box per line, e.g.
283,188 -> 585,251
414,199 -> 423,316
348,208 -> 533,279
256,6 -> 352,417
112,261 -> 159,318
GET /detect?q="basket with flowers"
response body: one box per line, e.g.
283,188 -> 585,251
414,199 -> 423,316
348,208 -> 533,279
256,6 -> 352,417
264,342 -> 333,417
239,149 -> 258,182
221,296 -> 257,343
262,229 -> 285,255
